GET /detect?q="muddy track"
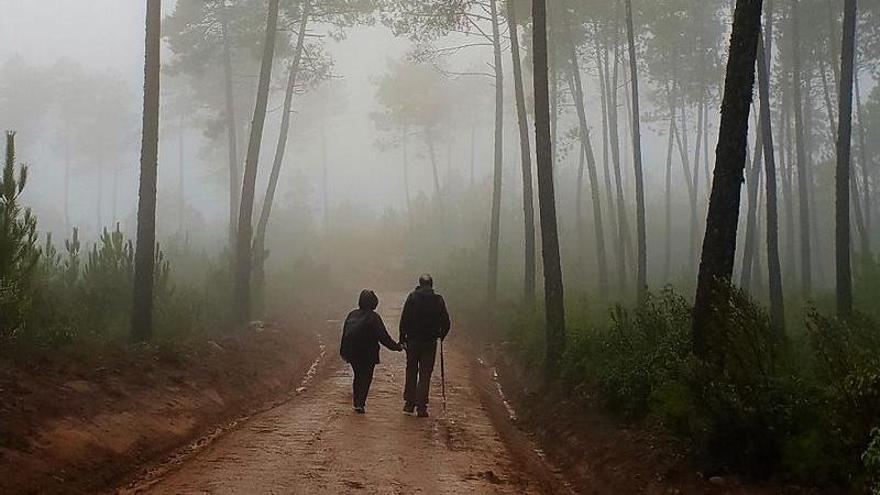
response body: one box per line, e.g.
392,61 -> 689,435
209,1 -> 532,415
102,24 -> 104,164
123,293 -> 571,494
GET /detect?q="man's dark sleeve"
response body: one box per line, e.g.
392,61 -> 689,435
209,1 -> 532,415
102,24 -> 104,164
399,294 -> 413,343
374,314 -> 401,351
438,295 -> 451,340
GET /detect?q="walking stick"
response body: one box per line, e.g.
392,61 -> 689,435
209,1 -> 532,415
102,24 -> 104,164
440,339 -> 447,413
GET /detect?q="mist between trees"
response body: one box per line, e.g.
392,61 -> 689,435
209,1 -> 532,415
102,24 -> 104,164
2,0 -> 880,490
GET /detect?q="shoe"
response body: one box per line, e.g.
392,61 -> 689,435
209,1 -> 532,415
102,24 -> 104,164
354,406 -> 366,414
416,407 -> 429,418
403,403 -> 415,414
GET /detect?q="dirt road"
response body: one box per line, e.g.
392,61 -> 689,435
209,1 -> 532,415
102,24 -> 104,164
127,294 -> 568,494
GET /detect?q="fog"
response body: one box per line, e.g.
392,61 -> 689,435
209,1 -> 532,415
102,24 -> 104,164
2,0 -> 878,309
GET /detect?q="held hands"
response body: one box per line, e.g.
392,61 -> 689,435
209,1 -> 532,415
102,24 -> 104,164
398,341 -> 407,352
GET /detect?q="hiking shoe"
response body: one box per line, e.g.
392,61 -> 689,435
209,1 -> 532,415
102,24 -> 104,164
403,403 -> 415,414
416,408 -> 429,418
354,406 -> 366,414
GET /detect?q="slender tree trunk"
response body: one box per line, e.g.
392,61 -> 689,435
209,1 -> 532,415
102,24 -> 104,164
854,71 -> 872,256
233,0 -> 280,326
469,124 -> 476,187
112,166 -> 118,224
426,131 -> 443,201
64,125 -> 71,230
625,0 -> 647,301
403,125 -> 413,228
598,41 -> 620,289
791,0 -> 813,296
131,0 -> 161,342
178,112 -> 185,233
693,0 -> 763,360
781,88 -> 797,282
487,0 -> 504,310
96,167 -> 103,231
252,1 -> 310,314
758,18 -> 785,334
222,12 -> 240,248
740,110 -> 762,290
669,86 -> 699,272
507,0 -> 536,304
664,113 -> 675,282
569,49 -> 609,294
609,27 -> 631,293
321,101 -> 329,229
533,0 -> 565,378
835,0 -> 857,317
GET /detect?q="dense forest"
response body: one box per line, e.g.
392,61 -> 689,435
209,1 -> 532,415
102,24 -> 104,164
2,0 -> 880,492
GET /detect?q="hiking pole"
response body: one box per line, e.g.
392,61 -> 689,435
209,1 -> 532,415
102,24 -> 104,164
440,338 -> 447,414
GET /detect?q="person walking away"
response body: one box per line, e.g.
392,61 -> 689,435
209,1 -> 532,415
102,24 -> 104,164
399,274 -> 451,418
340,290 -> 402,414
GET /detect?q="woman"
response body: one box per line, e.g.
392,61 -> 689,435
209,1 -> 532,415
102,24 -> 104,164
340,290 -> 402,413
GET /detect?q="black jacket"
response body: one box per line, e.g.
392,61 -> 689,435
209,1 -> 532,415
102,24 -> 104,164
398,287 -> 451,343
340,309 -> 400,365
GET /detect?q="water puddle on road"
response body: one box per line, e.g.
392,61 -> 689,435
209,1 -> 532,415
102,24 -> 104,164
477,357 -> 518,423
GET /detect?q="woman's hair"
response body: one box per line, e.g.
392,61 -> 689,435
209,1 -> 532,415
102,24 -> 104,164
358,289 -> 379,311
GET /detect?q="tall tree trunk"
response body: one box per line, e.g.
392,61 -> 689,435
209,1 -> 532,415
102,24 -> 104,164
507,0 -> 537,304
233,0 -> 280,326
669,86 -> 699,271
252,1 -> 310,314
178,112 -> 185,233
757,28 -> 786,333
740,110 -> 762,290
487,0 -> 504,311
321,100 -> 329,229
222,12 -> 240,248
791,0 -> 813,296
403,125 -> 413,228
693,0 -> 763,360
131,0 -> 162,342
835,0 -> 857,318
609,26 -> 631,293
426,131 -> 443,202
533,0 -> 565,378
664,113 -> 675,282
569,51 -> 608,294
64,128 -> 70,231
781,88 -> 797,282
96,167 -> 103,231
597,41 -> 620,289
625,0 -> 647,301
854,70 -> 872,256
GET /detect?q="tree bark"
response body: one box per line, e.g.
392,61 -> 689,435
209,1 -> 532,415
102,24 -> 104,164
692,0 -> 763,360
664,112 -> 675,282
233,0 -> 280,326
252,0 -> 310,314
854,70 -> 872,256
131,0 -> 162,342
625,0 -> 647,301
740,110 -> 762,290
222,11 -> 240,248
507,0 -> 536,304
569,45 -> 608,294
835,0 -> 857,318
533,0 -> 565,378
757,31 -> 786,334
791,0 -> 813,296
486,0 -> 504,311
609,26 -> 631,293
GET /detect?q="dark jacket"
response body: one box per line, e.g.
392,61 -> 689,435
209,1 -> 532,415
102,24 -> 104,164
340,290 -> 400,365
399,286 -> 451,343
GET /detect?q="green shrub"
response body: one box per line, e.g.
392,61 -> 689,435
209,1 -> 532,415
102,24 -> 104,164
0,132 -> 41,341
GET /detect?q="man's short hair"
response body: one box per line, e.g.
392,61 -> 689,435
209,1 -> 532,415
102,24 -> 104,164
418,274 -> 433,288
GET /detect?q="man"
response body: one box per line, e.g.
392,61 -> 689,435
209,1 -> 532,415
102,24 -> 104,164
399,274 -> 451,418
340,290 -> 402,414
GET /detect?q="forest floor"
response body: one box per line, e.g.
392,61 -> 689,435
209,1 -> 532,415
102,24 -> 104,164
0,321 -> 323,495
120,292 -> 571,495
0,292 -> 837,494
